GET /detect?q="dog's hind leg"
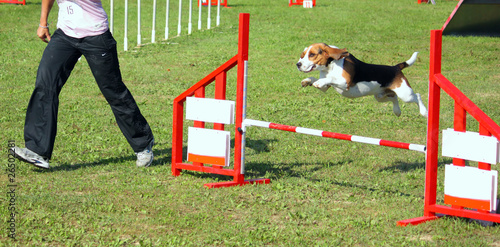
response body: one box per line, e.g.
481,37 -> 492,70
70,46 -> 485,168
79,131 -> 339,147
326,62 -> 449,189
375,91 -> 401,117
393,80 -> 428,117
413,93 -> 428,117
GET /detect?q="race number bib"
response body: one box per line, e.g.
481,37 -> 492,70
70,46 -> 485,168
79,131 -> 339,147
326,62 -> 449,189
58,0 -> 85,26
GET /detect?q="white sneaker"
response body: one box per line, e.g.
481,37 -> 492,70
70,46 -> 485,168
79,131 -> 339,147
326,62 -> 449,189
136,139 -> 154,167
10,146 -> 50,169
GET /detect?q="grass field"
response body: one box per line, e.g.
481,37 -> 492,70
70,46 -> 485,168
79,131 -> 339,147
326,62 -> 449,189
1,0 -> 500,245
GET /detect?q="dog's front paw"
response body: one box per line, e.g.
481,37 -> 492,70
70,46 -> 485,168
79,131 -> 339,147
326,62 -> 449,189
312,81 -> 330,92
301,78 -> 313,87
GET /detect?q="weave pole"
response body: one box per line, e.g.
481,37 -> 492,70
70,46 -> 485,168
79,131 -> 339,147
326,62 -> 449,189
110,0 -> 114,34
165,0 -> 170,39
242,119 -> 426,153
207,0 -> 211,29
152,0 -> 157,43
177,0 -> 182,36
188,0 -> 193,34
124,0 -> 129,51
137,0 -> 141,46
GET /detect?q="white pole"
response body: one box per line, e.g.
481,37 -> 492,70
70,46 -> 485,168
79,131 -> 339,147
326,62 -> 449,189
110,0 -> 114,34
177,0 -> 182,36
152,0 -> 157,43
137,0 -> 141,46
124,0 -> 128,51
188,0 -> 192,34
207,0 -> 211,29
216,0 -> 220,26
240,60 -> 249,174
165,0 -> 170,39
198,0 -> 202,30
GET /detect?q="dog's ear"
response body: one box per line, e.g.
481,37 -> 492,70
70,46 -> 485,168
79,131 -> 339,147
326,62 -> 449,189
325,47 -> 349,60
300,46 -> 309,58
300,50 -> 306,59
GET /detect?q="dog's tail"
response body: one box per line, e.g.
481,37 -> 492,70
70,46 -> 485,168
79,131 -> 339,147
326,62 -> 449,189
397,52 -> 418,70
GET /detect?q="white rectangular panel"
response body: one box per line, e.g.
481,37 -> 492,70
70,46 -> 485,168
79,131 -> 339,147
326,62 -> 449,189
442,128 -> 499,164
187,127 -> 230,166
186,97 -> 235,124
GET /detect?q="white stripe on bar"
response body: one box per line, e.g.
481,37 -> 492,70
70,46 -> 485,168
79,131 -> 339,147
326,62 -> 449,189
242,119 -> 271,129
409,144 -> 426,153
351,135 -> 382,146
296,127 -> 323,137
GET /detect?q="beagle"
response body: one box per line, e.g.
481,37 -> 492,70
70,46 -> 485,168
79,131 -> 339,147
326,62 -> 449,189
296,43 -> 428,117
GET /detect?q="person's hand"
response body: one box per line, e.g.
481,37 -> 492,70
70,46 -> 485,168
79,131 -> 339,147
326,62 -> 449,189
37,25 -> 51,43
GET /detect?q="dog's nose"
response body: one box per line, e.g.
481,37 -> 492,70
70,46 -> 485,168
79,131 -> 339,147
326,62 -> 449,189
296,62 -> 302,68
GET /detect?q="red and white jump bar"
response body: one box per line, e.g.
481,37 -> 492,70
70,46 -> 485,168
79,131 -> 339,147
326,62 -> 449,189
242,119 -> 426,153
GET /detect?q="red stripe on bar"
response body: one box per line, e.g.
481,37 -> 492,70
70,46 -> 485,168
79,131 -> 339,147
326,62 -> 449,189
321,131 -> 352,141
269,123 -> 297,132
379,140 -> 411,150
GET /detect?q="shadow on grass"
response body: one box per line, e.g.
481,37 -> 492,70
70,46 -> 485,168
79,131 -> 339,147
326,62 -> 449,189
315,177 -> 417,198
244,159 -> 353,179
181,159 -> 352,183
35,147 -> 176,173
242,138 -> 277,153
378,158 -> 452,173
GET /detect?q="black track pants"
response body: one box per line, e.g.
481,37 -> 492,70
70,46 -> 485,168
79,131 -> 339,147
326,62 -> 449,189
24,29 -> 154,159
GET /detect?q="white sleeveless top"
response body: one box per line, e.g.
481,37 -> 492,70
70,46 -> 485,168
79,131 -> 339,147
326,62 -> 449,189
57,0 -> 109,38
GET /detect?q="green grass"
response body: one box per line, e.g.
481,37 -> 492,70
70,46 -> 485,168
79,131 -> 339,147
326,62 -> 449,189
1,0 -> 500,245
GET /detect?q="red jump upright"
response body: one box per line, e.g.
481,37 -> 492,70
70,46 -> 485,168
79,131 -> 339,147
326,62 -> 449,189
171,13 -> 270,188
398,29 -> 500,226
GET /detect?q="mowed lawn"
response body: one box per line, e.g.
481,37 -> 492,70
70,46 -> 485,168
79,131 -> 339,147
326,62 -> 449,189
1,0 -> 500,246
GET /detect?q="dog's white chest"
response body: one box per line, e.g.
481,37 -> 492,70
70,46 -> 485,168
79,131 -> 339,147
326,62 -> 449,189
324,60 -> 345,83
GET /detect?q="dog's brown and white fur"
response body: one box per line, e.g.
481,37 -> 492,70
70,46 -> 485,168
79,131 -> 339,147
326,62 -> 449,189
296,43 -> 427,117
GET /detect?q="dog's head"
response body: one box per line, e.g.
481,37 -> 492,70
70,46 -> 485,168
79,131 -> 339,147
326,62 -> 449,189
296,43 -> 349,73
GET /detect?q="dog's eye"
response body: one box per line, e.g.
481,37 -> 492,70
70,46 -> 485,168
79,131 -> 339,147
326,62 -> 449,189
309,53 -> 315,58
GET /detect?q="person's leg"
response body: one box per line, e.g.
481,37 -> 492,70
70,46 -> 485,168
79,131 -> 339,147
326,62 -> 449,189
24,29 -> 82,159
81,30 -> 154,154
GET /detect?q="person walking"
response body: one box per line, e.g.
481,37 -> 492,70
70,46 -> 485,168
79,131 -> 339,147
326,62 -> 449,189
10,0 -> 155,168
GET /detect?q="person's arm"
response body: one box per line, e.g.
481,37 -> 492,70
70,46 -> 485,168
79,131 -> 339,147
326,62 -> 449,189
37,0 -> 56,43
